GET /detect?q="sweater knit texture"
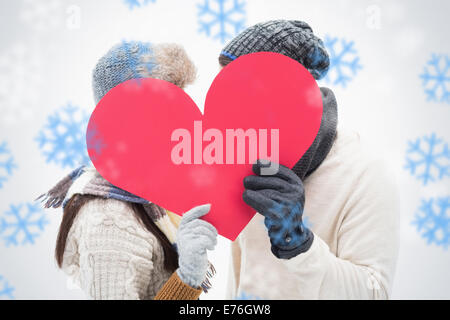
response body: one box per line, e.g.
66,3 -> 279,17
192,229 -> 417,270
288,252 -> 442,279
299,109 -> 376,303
226,127 -> 400,299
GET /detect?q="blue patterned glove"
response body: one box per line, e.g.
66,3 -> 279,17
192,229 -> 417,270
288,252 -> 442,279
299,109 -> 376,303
242,160 -> 314,259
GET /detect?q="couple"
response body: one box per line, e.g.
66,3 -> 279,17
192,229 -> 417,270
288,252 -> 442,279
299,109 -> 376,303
38,20 -> 399,300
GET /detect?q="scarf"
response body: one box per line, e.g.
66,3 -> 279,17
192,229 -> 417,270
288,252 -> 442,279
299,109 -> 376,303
292,87 -> 338,180
36,165 -> 215,292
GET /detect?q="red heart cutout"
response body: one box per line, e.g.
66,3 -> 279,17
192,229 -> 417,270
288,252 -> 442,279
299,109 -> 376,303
87,52 -> 322,241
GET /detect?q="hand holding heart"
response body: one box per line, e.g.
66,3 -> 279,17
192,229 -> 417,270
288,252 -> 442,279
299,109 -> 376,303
87,52 -> 323,241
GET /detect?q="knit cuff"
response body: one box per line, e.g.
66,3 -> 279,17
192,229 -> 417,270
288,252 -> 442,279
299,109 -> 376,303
154,272 -> 203,300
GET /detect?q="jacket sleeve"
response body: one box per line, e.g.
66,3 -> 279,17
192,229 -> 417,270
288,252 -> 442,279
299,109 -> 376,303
280,157 -> 400,299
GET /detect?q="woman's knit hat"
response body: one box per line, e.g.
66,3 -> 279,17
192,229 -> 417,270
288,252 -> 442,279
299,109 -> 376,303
219,20 -> 330,80
92,41 -> 197,104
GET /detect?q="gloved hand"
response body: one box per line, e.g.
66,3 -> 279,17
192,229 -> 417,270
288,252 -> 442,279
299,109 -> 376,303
242,160 -> 314,259
176,204 -> 218,288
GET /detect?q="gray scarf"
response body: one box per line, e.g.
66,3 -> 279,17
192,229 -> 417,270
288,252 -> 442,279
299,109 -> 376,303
292,87 -> 338,180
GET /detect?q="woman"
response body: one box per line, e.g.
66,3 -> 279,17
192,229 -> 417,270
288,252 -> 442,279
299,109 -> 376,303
38,41 -> 218,300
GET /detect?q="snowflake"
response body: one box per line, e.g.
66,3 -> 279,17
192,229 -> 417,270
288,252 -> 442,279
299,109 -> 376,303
86,122 -> 107,162
0,141 -> 17,189
0,275 -> 14,300
197,0 -> 246,43
413,197 -> 449,249
0,202 -> 49,246
19,0 -> 63,31
235,291 -> 261,300
0,43 -> 42,125
123,0 -> 156,10
321,35 -> 362,87
243,262 -> 284,297
404,133 -> 450,185
420,54 -> 450,104
35,103 -> 91,169
261,210 -> 313,229
114,40 -> 156,84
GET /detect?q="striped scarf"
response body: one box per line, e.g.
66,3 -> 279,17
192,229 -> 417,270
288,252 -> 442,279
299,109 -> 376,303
36,165 -> 214,292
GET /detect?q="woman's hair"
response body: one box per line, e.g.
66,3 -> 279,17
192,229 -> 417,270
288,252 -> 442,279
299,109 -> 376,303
55,194 -> 179,272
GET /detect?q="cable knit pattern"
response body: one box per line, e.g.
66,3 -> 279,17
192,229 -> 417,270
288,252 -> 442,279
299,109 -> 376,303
62,197 -> 172,300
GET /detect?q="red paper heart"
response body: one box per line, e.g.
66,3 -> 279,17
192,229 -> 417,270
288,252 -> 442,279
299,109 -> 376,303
87,52 -> 322,241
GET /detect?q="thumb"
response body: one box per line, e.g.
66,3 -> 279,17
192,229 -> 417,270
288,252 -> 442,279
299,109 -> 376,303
181,204 -> 211,224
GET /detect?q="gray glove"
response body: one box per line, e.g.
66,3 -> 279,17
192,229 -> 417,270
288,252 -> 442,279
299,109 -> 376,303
176,204 -> 218,289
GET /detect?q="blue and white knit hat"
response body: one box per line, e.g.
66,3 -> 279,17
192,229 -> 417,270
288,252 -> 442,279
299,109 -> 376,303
92,41 -> 197,104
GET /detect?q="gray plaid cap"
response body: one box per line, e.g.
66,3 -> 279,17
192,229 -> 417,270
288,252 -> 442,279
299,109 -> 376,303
220,20 -> 330,80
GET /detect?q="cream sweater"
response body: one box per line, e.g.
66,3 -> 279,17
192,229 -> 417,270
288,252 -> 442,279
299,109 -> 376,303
62,198 -> 172,299
226,128 -> 400,300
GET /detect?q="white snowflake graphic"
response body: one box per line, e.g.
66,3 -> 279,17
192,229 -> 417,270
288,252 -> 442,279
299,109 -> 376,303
420,53 -> 450,104
413,197 -> 449,249
197,0 -> 246,43
404,133 -> 450,185
123,0 -> 156,9
321,35 -> 363,87
0,275 -> 14,300
19,0 -> 63,31
0,202 -> 49,246
36,103 -> 91,169
0,43 -> 42,125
